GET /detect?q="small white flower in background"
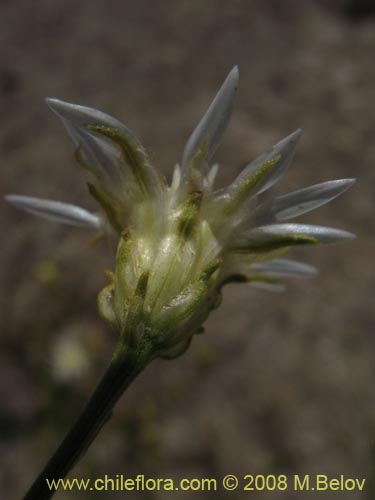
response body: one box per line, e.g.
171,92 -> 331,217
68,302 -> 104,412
5,67 -> 355,359
52,336 -> 90,383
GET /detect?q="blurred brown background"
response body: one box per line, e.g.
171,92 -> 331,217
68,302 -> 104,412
0,0 -> 373,499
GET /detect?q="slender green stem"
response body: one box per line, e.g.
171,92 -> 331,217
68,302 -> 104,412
23,346 -> 151,500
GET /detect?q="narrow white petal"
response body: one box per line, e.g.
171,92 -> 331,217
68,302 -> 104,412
254,223 -> 356,244
182,66 -> 239,175
47,99 -> 130,189
46,98 -> 136,139
248,179 -> 356,227
250,258 -> 318,277
5,195 -> 101,228
228,129 -> 302,205
46,98 -> 162,198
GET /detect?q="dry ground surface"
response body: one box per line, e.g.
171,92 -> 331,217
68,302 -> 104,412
0,1 -> 374,499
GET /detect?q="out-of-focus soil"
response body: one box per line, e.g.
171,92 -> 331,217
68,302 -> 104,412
0,1 -> 373,499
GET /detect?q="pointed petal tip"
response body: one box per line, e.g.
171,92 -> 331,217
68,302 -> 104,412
341,230 -> 356,240
328,178 -> 356,187
181,65 -> 240,174
229,65 -> 239,82
45,97 -> 58,105
45,97 -> 135,143
220,65 -> 240,95
282,127 -> 303,144
45,97 -> 86,116
45,97 -> 78,121
246,177 -> 358,227
5,193 -> 22,205
45,98 -> 106,126
342,178 -> 357,188
328,178 -> 357,195
265,128 -> 303,163
4,194 -> 101,228
271,127 -> 303,163
322,226 -> 356,242
45,97 -> 66,110
273,128 -> 303,153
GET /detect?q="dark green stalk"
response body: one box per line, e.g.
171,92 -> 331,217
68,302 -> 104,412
23,346 -> 151,500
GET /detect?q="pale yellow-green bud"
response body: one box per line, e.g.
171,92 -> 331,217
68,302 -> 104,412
98,187 -> 223,359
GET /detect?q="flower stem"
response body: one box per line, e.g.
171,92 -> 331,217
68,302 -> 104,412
23,345 -> 151,500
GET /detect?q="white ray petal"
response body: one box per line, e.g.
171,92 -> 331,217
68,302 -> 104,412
228,129 -> 302,207
46,98 -> 136,139
46,99 -> 131,189
5,195 -> 101,228
254,223 -> 356,244
46,98 -> 162,198
182,66 -> 239,178
247,179 -> 356,227
250,258 -> 318,277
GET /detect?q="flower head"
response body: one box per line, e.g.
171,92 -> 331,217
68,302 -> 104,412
6,67 -> 355,359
